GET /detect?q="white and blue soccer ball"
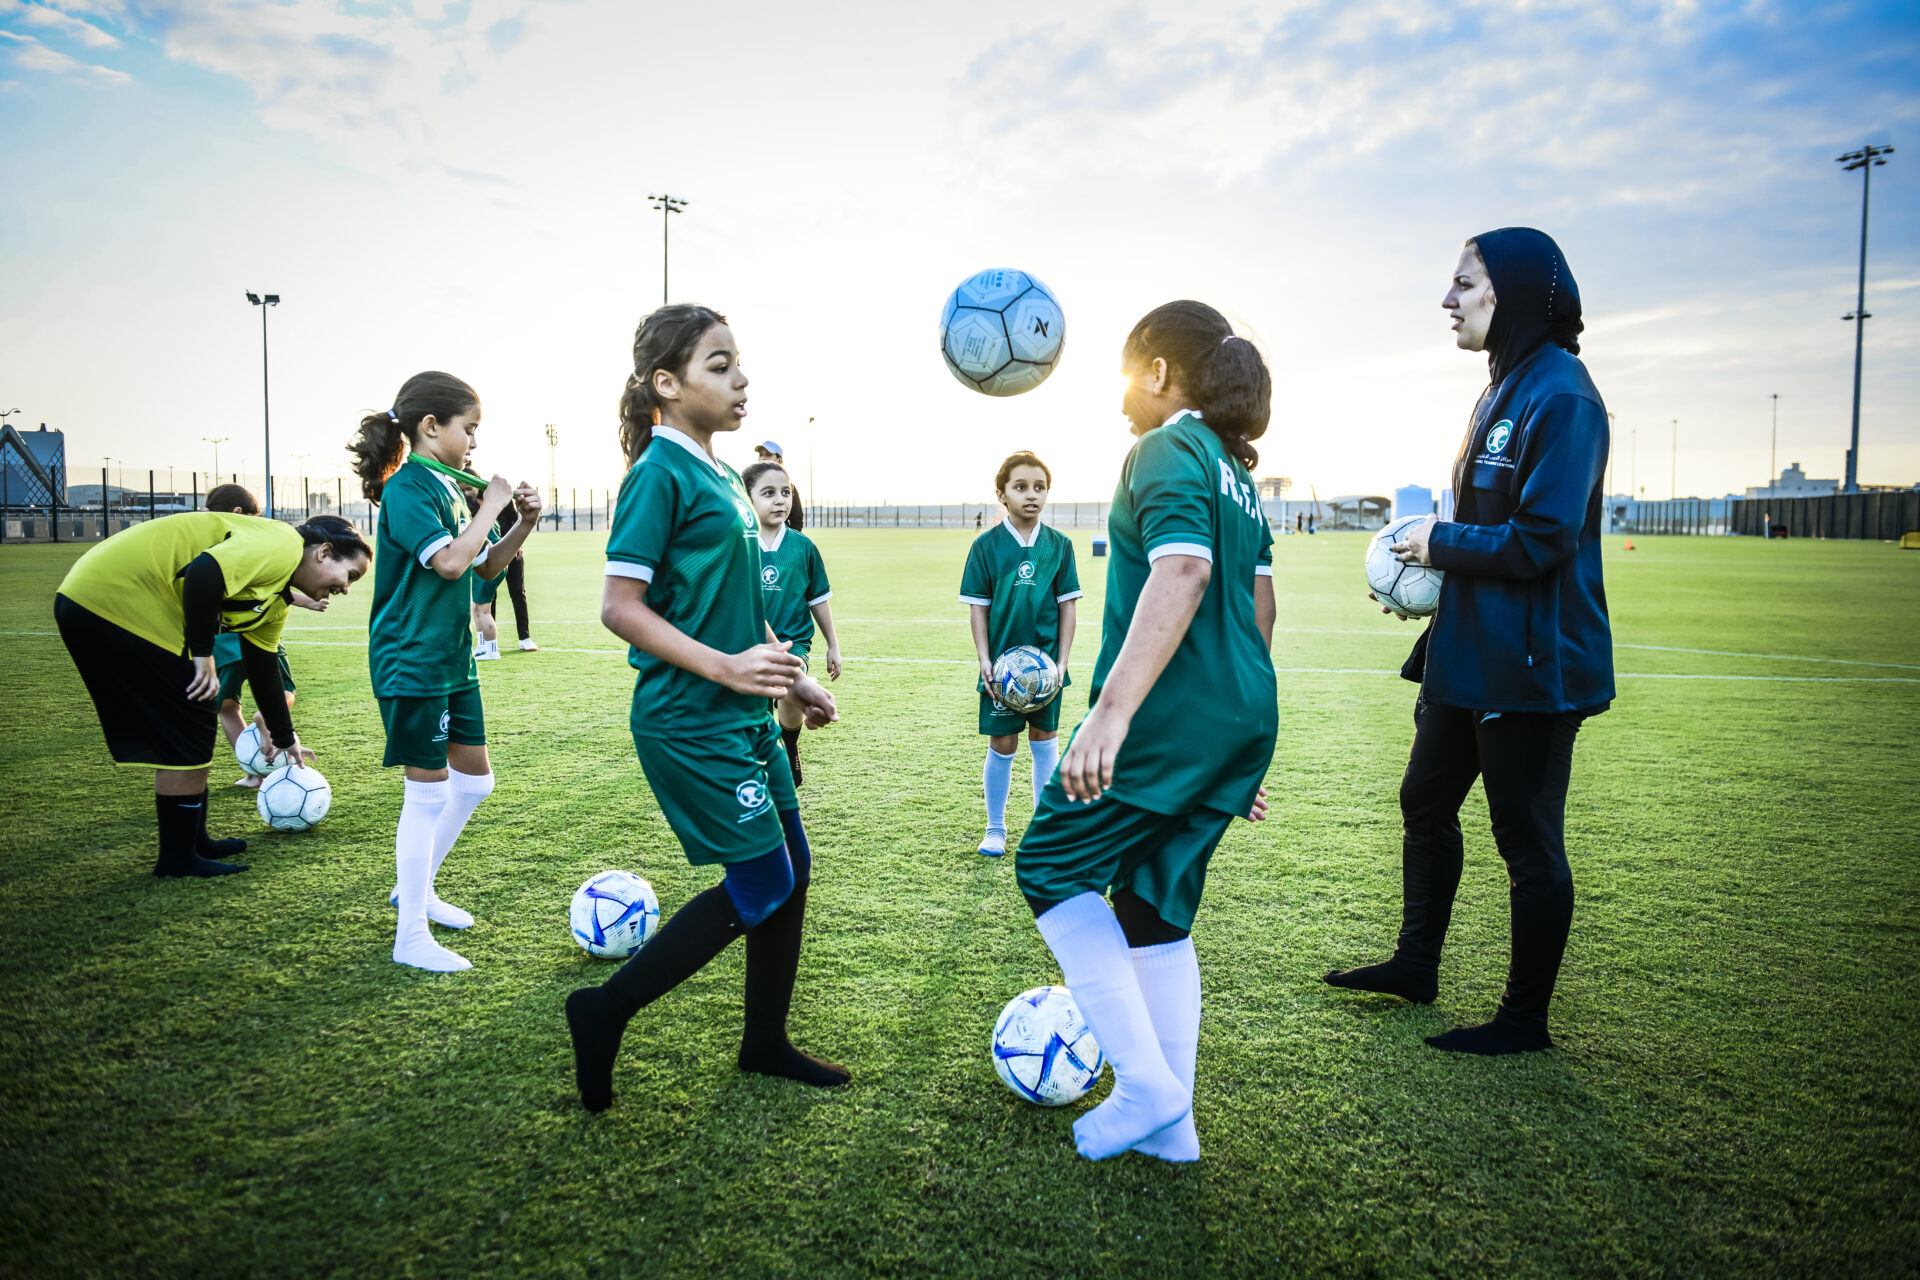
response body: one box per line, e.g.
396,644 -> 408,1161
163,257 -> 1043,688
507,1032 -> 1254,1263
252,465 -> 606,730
256,763 -> 331,831
569,870 -> 660,959
1365,516 -> 1445,617
940,268 -> 1066,396
992,984 -> 1106,1106
234,725 -> 274,777
992,644 -> 1060,714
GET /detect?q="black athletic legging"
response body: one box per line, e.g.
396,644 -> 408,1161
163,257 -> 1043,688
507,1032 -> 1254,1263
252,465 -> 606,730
1396,696 -> 1585,1026
504,557 -> 531,642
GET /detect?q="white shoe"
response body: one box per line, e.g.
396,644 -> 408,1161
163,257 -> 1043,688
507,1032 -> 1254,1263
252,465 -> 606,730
517,638 -> 538,651
389,887 -> 475,929
475,641 -> 500,661
978,828 -> 1007,857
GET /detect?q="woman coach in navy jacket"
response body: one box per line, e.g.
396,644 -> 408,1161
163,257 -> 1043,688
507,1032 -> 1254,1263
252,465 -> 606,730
1326,227 -> 1614,1055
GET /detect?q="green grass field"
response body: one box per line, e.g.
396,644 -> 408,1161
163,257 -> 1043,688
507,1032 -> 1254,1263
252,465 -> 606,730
2,529 -> 1916,1279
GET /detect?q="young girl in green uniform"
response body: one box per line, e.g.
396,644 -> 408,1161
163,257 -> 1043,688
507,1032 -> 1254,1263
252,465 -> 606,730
959,452 -> 1080,856
742,460 -> 841,787
565,305 -> 846,1112
1017,301 -> 1278,1163
348,371 -> 543,972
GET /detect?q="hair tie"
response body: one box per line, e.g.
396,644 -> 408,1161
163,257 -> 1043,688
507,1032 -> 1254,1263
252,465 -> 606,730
1221,335 -> 1237,345
386,409 -> 400,423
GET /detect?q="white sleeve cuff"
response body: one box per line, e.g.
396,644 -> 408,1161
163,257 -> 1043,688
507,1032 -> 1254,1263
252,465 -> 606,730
1147,542 -> 1214,564
1055,590 -> 1084,603
1253,565 -> 1273,578
605,562 -> 655,582
958,594 -> 992,606
808,590 -> 833,606
416,533 -> 454,568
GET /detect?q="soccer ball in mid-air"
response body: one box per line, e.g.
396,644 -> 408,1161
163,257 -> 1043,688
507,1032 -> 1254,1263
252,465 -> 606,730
940,268 -> 1065,396
1365,516 -> 1445,617
569,870 -> 660,959
992,985 -> 1106,1106
256,763 -> 331,831
992,644 -> 1061,713
234,725 -> 273,777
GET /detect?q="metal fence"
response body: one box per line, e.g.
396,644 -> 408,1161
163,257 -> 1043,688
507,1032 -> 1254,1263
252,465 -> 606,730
1611,492 -> 1920,540
809,502 -> 1111,530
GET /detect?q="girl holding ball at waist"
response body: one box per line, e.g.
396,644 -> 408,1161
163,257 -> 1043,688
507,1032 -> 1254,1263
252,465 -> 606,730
1015,301 -> 1276,1163
742,459 -> 841,788
959,451 -> 1081,858
565,305 -> 846,1113
347,372 -> 543,972
54,510 -> 368,877
1325,228 -> 1613,1056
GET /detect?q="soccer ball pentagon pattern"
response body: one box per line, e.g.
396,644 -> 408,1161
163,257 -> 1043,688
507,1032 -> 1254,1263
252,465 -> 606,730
991,985 -> 1106,1106
234,724 -> 273,777
1365,515 -> 1445,617
569,870 -> 660,960
940,269 -> 1065,396
992,644 -> 1061,714
256,763 -> 331,832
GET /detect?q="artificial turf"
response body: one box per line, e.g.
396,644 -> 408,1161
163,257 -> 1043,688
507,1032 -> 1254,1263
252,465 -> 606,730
1,528 -> 1915,1278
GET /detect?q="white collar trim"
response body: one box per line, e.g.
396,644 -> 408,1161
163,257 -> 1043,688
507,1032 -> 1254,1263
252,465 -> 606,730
653,424 -> 723,474
1161,408 -> 1204,429
758,524 -> 788,552
1002,516 -> 1041,548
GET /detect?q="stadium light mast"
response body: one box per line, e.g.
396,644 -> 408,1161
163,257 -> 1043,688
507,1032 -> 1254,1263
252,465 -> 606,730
203,436 -> 228,485
245,292 -> 281,518
545,423 -> 559,519
1837,143 -> 1892,493
1769,394 -> 1779,494
648,194 -> 687,304
808,416 -> 816,507
1670,419 -> 1678,500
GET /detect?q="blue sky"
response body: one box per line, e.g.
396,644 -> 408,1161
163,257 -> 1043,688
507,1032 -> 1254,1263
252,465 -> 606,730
2,0 -> 1915,502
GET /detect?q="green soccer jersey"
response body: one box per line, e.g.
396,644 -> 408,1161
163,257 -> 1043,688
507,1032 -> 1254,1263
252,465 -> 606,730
606,425 -> 770,737
959,519 -> 1083,692
368,457 -> 493,698
757,525 -> 831,650
1091,411 -> 1277,817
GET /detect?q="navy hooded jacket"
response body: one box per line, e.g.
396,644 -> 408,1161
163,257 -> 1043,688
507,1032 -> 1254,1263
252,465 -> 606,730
1405,230 -> 1616,715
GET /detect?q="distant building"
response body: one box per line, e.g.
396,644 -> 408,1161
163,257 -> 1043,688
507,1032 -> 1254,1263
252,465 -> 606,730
1393,485 -> 1434,521
1746,463 -> 1837,499
1255,476 -> 1292,500
0,423 -> 66,507
1438,489 -> 1455,522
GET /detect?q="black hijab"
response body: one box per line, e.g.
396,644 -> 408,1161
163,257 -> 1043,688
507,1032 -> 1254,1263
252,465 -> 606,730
1473,227 -> 1583,386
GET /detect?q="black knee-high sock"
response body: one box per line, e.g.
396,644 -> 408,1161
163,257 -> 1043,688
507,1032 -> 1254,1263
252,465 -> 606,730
154,792 -> 247,878
193,789 -> 248,859
780,726 -> 802,786
738,883 -> 848,1087
565,885 -> 745,1112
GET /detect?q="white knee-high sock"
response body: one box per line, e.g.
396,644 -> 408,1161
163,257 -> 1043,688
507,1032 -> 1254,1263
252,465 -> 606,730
393,779 -> 469,972
425,769 -> 493,928
1129,938 -> 1202,1162
983,748 -> 1015,833
1030,738 -> 1060,804
1035,892 -> 1188,1161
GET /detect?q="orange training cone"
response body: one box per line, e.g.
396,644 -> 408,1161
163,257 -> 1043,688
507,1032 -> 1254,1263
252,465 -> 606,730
1624,538 -> 1635,550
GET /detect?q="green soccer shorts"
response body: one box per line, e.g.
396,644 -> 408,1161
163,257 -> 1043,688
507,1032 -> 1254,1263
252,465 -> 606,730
980,689 -> 1062,737
472,572 -> 501,606
216,643 -> 296,705
1015,778 -> 1236,932
632,717 -> 796,867
378,686 -> 486,769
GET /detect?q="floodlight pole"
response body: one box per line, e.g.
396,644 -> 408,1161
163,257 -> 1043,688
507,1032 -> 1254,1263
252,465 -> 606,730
1769,394 -> 1778,494
1837,143 -> 1892,493
648,194 -> 687,304
245,291 -> 281,517
1670,419 -> 1678,501
545,423 -> 559,522
808,416 -> 816,507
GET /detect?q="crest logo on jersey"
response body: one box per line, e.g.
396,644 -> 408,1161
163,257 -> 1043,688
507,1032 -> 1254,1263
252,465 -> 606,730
761,565 -> 780,587
1485,420 -> 1514,455
1017,560 -> 1035,582
735,779 -> 771,821
736,501 -> 756,530
434,711 -> 450,743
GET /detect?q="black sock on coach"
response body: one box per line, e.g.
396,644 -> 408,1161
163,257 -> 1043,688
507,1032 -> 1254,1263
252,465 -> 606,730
1322,957 -> 1438,1004
154,792 -> 247,878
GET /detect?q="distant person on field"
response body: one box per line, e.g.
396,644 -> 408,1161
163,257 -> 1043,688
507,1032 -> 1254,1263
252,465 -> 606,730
204,484 -> 326,787
744,460 -> 841,788
960,450 -> 1080,857
1326,227 -> 1615,1056
754,440 -> 783,466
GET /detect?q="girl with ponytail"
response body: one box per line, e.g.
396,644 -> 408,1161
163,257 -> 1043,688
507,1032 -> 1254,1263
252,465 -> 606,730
1010,299 -> 1279,1164
565,305 -> 848,1112
356,371 -> 545,972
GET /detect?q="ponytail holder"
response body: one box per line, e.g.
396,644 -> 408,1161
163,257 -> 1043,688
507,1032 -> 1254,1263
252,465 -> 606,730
386,409 -> 400,423
1221,335 -> 1237,345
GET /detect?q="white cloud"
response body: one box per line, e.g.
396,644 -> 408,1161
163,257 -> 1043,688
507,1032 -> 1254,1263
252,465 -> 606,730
0,28 -> 128,79
0,0 -> 118,47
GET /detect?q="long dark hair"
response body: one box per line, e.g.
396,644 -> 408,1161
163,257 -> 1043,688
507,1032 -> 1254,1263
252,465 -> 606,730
740,460 -> 805,532
295,513 -> 371,563
348,371 -> 479,502
1122,301 -> 1270,470
618,305 -> 729,467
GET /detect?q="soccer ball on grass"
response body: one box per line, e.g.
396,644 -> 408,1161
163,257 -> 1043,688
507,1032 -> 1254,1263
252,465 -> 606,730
569,870 -> 660,959
234,725 -> 273,777
992,984 -> 1106,1106
256,763 -> 331,832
